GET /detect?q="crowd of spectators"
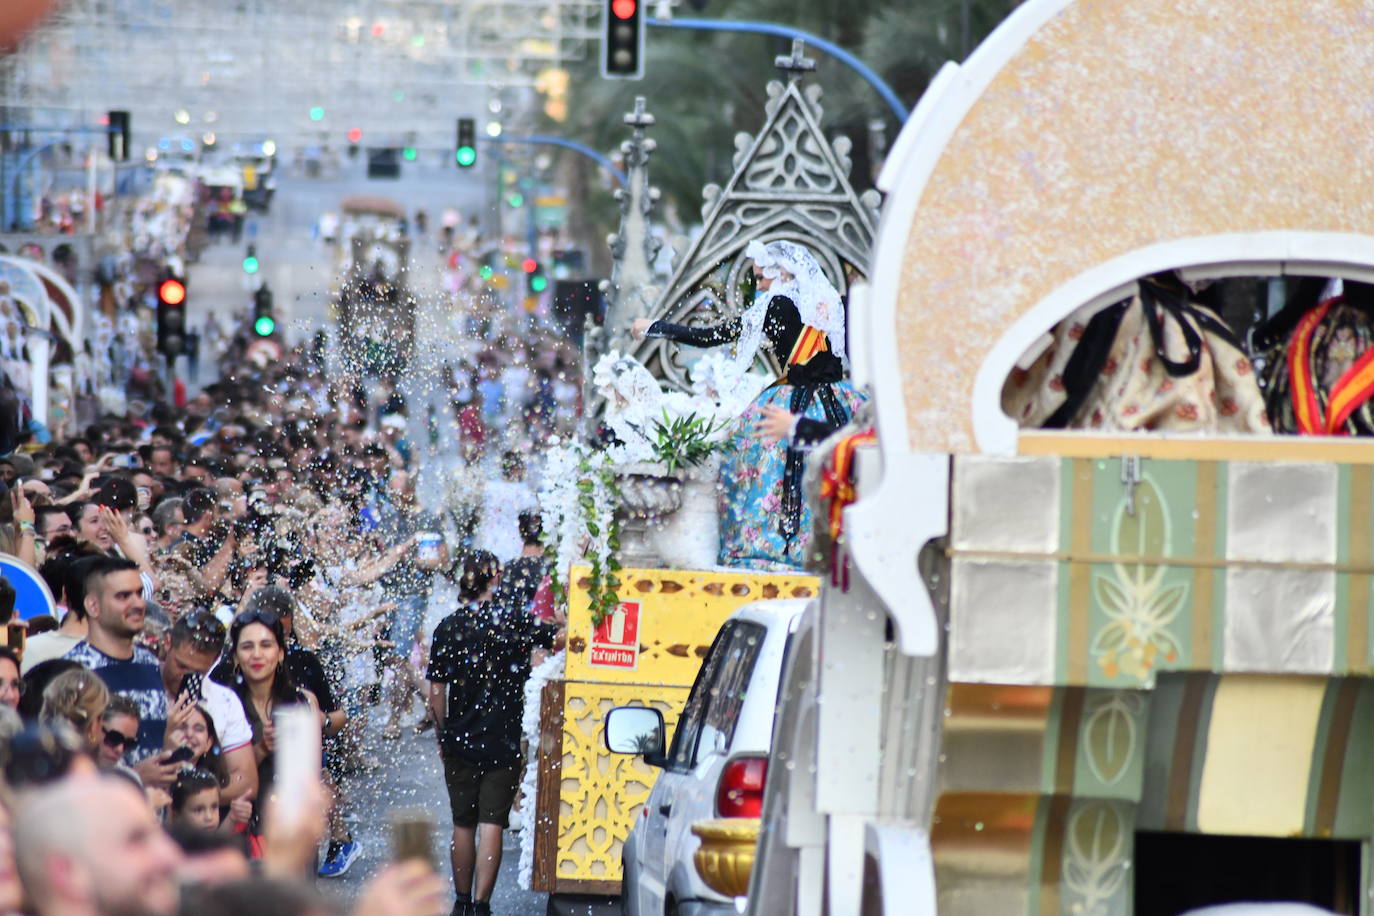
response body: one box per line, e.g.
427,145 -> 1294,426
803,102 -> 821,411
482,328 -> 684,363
0,306 -> 574,915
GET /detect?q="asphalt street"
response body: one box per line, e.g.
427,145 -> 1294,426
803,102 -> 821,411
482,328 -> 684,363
317,683 -> 547,915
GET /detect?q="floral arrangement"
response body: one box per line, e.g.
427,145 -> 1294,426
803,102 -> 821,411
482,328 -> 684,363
539,441 -> 623,627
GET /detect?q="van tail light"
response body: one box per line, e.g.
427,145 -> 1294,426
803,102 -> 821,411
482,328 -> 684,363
716,756 -> 768,818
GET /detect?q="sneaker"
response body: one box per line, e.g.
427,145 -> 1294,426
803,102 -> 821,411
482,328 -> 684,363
318,840 -> 362,878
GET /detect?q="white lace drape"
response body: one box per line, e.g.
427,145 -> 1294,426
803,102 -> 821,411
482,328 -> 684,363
739,239 -> 848,376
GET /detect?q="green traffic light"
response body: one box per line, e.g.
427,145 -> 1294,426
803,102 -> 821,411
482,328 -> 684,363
530,275 -> 548,293
403,147 -> 418,161
254,315 -> 276,336
242,256 -> 259,274
309,106 -> 325,121
455,146 -> 477,167
478,265 -> 494,280
507,192 -> 524,208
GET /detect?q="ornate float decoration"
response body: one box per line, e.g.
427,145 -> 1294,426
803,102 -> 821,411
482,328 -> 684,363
600,96 -> 663,356
630,39 -> 882,392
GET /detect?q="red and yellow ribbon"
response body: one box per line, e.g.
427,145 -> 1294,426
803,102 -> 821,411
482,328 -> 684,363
818,427 -> 876,542
787,325 -> 829,368
1289,296 -> 1374,435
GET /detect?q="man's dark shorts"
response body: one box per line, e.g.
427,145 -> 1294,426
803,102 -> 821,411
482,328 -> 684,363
442,756 -> 518,828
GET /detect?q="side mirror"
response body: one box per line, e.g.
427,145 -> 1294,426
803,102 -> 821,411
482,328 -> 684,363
605,705 -> 667,766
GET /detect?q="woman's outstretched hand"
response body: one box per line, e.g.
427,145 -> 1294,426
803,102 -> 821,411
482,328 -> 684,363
630,318 -> 653,340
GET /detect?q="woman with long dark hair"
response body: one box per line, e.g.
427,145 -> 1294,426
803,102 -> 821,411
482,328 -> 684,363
211,607 -> 319,855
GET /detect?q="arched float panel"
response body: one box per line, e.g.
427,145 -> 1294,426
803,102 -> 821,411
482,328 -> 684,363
864,0 -> 1374,457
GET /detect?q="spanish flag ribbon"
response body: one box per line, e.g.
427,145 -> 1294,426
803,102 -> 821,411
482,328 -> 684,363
818,427 -> 877,543
1289,297 -> 1374,436
787,325 -> 829,368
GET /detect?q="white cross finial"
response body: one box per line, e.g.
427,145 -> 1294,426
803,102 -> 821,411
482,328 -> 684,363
775,38 -> 816,79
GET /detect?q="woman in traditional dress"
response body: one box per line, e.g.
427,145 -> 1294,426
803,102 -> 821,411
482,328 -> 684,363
631,239 -> 862,570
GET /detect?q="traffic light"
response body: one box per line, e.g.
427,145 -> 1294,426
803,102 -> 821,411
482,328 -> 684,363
242,245 -> 259,275
601,0 -> 644,79
253,286 -> 276,337
526,260 -> 548,294
156,275 -> 187,355
107,110 -> 131,161
456,118 -> 477,168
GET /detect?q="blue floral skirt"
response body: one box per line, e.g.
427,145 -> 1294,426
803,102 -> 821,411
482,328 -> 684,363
717,381 -> 864,570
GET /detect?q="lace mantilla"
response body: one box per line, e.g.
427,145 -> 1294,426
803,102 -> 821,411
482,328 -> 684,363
743,239 -> 848,374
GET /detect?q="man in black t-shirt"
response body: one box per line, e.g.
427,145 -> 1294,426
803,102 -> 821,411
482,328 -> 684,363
427,550 -> 556,916
490,511 -> 548,617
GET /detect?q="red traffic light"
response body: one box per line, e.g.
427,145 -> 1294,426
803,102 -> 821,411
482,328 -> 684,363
347,127 -> 363,143
158,279 -> 186,305
611,0 -> 636,18
522,258 -> 538,273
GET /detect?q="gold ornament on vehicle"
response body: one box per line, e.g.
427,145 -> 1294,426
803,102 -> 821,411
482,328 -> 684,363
691,818 -> 761,898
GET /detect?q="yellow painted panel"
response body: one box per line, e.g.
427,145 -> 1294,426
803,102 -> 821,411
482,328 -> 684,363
564,565 -> 818,687
556,681 -> 688,883
1196,676 -> 1326,836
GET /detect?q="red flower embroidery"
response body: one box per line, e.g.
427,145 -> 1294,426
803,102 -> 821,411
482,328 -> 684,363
1049,375 -> 1065,392
1176,402 -> 1199,421
1219,397 -> 1239,416
1122,404 -> 1139,416
1160,379 -> 1174,392
1068,323 -> 1086,341
1102,357 -> 1119,375
1091,409 -> 1104,425
1235,358 -> 1251,376
1140,358 -> 1153,373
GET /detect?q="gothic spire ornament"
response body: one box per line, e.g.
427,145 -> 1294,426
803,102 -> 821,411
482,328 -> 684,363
601,96 -> 663,355
631,40 -> 883,391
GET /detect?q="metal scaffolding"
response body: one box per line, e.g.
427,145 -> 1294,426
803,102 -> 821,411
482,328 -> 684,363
0,0 -> 603,151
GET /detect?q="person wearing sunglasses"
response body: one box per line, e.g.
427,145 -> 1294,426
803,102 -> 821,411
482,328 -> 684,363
159,610 -> 258,807
96,695 -> 141,769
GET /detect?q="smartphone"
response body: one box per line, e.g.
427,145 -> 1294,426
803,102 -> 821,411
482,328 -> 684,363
135,486 -> 151,511
273,705 -> 322,829
165,744 -> 196,764
177,672 -> 204,703
416,532 -> 443,565
5,624 -> 24,657
390,809 -> 435,867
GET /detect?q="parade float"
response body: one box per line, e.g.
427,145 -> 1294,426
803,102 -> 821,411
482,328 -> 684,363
522,48 -> 879,904
742,1 -> 1374,914
331,194 -> 415,375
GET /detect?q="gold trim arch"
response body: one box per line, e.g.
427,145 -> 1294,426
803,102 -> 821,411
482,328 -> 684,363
863,0 -> 1374,458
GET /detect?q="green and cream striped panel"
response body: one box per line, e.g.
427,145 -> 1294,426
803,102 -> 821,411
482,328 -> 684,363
949,456 -> 1374,687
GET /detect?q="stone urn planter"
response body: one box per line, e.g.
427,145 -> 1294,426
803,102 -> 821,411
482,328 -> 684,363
651,453 -> 721,569
613,461 -> 684,569
614,455 -> 722,569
